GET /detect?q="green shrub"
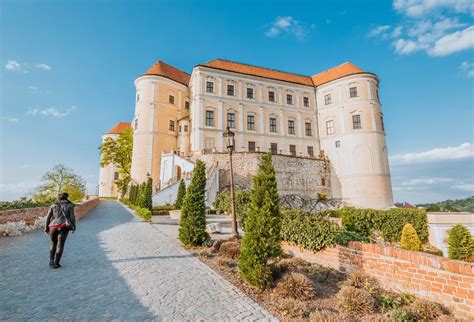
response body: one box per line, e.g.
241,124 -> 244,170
238,153 -> 281,288
143,176 -> 153,211
379,293 -> 401,311
212,190 -> 251,230
400,223 -> 422,251
334,230 -> 370,245
121,199 -> 152,222
340,207 -> 428,243
153,204 -> 174,211
174,180 -> 186,209
178,160 -> 209,246
447,224 -> 474,262
407,299 -> 443,320
0,198 -> 53,211
391,308 -> 410,322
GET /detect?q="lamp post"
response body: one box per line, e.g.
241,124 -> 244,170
223,126 -> 238,239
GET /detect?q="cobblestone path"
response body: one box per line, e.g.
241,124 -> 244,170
0,200 -> 275,321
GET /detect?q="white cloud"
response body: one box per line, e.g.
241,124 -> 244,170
393,0 -> 474,18
264,16 -> 312,41
452,184 -> 474,191
428,26 -> 474,56
28,106 -> 77,118
35,63 -> 51,71
390,143 -> 474,165
28,85 -> 39,92
5,60 -> 22,71
401,177 -> 453,186
1,117 -> 19,123
394,38 -> 424,54
369,25 -> 390,37
460,61 -> 474,77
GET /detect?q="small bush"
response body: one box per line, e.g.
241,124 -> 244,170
398,293 -> 416,305
400,223 -> 422,251
335,230 -> 370,245
212,190 -> 251,229
447,224 -> 474,262
379,293 -> 401,311
276,298 -> 308,319
309,309 -> 339,322
219,241 -> 240,260
407,299 -> 443,320
344,271 -> 382,297
391,308 -> 410,322
274,272 -> 315,301
337,286 -> 375,316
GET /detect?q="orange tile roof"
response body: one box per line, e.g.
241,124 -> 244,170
144,60 -> 191,86
200,59 -> 314,87
311,62 -> 366,86
106,122 -> 131,135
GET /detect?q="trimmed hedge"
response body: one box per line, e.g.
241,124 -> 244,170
0,198 -> 52,211
121,198 -> 152,221
340,207 -> 428,243
281,209 -> 369,251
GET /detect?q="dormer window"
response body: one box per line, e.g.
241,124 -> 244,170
206,81 -> 214,93
247,88 -> 254,99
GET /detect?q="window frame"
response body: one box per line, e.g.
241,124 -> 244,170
268,91 -> 275,102
185,101 -> 190,111
269,117 -> 277,133
305,122 -> 312,136
205,110 -> 214,127
289,144 -> 296,156
169,94 -> 175,104
247,114 -> 255,131
227,84 -> 235,96
246,87 -> 254,99
206,81 -> 214,93
303,96 -> 309,107
349,87 -> 358,98
169,120 -> 175,131
248,141 -> 256,152
227,112 -> 235,129
307,146 -> 314,157
324,94 -> 331,105
288,120 -> 295,135
352,114 -> 362,129
326,120 -> 335,135
286,94 -> 293,105
270,143 -> 278,154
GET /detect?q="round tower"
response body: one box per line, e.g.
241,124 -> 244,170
130,60 -> 191,186
314,63 -> 393,209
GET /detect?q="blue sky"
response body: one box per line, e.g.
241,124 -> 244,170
1,0 -> 473,203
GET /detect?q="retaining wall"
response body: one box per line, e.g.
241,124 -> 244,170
282,241 -> 474,319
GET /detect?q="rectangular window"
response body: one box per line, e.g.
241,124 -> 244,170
350,87 -> 358,98
270,143 -> 278,154
205,110 -> 214,126
269,117 -> 277,133
324,94 -> 331,105
326,120 -> 335,135
114,172 -> 119,180
185,101 -> 190,111
205,137 -> 214,150
248,141 -> 256,152
307,146 -> 314,157
247,87 -> 254,99
352,115 -> 362,129
335,140 -> 340,148
268,91 -> 275,102
305,122 -> 312,136
179,125 -> 182,132
247,114 -> 255,130
303,97 -> 309,107
184,125 -> 188,132
286,94 -> 293,105
288,120 -> 295,135
227,112 -> 235,128
227,84 -> 235,96
380,116 -> 385,131
169,120 -> 175,131
169,95 -> 175,104
206,81 -> 214,93
289,145 -> 296,156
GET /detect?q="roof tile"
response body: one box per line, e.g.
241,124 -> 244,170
144,60 -> 191,86
311,62 -> 365,86
106,122 -> 131,135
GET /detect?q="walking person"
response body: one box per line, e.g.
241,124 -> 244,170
44,192 -> 76,269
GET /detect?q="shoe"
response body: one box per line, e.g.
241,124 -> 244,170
49,260 -> 54,267
51,264 -> 59,269
56,263 -> 62,268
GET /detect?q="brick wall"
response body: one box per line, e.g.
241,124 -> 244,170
282,241 -> 474,319
0,197 -> 100,230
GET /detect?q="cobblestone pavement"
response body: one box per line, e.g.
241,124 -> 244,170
0,200 -> 275,321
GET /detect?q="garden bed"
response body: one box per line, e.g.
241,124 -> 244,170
188,239 -> 459,321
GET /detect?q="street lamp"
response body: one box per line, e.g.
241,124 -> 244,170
223,126 -> 238,239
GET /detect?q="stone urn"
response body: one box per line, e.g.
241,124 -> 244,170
169,209 -> 181,220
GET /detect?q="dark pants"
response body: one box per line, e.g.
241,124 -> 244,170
49,227 -> 69,265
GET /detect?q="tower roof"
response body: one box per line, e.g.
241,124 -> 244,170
105,122 -> 131,135
199,59 -> 314,86
311,62 -> 366,86
143,60 -> 191,86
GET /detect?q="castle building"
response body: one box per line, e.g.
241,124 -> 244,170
99,59 -> 393,209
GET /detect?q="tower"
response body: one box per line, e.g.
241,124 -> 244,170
314,63 -> 393,209
130,60 -> 191,186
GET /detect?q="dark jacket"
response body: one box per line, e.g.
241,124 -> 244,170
45,200 -> 76,230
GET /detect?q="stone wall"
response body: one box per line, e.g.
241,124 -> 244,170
192,152 -> 331,198
0,197 -> 100,236
282,241 -> 474,319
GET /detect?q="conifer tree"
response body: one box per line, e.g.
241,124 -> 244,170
179,160 -> 209,246
400,223 -> 422,251
143,176 -> 153,210
448,224 -> 474,262
174,179 -> 186,209
238,153 -> 281,288
129,184 -> 136,204
137,182 -> 146,208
